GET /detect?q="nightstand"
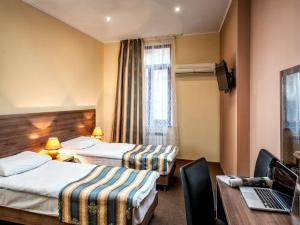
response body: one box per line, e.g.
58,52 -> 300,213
55,155 -> 74,162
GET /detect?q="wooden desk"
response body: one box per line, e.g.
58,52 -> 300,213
216,179 -> 300,225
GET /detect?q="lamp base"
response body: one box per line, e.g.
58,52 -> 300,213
91,135 -> 102,141
48,150 -> 59,159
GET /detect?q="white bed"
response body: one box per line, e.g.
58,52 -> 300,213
0,160 -> 158,225
59,137 -> 178,176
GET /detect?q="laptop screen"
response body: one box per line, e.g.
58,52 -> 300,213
272,161 -> 298,208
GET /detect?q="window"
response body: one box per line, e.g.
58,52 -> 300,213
144,44 -> 172,129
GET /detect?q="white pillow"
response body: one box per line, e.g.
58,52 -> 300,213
61,136 -> 100,150
0,151 -> 51,177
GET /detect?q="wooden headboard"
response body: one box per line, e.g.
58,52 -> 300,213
0,109 -> 95,157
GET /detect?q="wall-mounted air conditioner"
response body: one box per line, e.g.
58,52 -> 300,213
175,63 -> 215,76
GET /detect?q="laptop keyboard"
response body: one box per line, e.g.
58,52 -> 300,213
254,188 -> 284,209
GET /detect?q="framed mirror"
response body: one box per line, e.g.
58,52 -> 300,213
281,65 -> 300,167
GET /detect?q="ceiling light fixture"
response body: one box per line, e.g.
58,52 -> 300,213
106,16 -> 111,22
174,6 -> 181,13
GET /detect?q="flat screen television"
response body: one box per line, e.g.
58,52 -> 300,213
215,60 -> 234,93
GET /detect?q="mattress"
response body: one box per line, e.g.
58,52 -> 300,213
59,141 -> 178,174
72,154 -> 175,175
0,160 -> 159,225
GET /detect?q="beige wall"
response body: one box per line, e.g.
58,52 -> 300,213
1,0 -> 221,162
175,34 -> 220,162
100,42 -> 120,141
175,34 -> 220,64
220,0 -> 238,175
236,0 -> 250,176
0,0 -> 104,122
101,34 -> 221,162
250,0 -> 300,173
220,0 -> 250,175
221,0 -> 300,175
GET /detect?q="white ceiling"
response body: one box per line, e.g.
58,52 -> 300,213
23,0 -> 231,43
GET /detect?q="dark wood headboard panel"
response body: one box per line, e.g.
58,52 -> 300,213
0,109 -> 95,157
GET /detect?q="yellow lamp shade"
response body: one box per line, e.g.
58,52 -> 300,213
45,137 -> 61,150
45,137 -> 61,159
92,127 -> 103,139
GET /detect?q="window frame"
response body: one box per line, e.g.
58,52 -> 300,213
144,44 -> 172,128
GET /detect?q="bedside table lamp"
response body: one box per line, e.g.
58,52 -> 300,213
92,127 -> 103,140
45,137 -> 61,159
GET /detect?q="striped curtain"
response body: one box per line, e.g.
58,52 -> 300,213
112,39 -> 144,144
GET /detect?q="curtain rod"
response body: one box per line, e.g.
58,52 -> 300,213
143,34 -> 183,42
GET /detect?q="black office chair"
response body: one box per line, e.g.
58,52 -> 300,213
254,149 -> 279,178
180,158 -> 225,225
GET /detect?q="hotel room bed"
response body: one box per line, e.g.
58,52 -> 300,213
59,137 -> 178,189
0,153 -> 159,225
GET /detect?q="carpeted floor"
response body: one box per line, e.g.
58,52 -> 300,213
0,160 -> 223,225
150,160 -> 223,225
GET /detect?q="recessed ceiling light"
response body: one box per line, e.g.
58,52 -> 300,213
174,6 -> 181,13
106,16 -> 111,22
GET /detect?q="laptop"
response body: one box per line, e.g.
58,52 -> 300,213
240,161 -> 298,213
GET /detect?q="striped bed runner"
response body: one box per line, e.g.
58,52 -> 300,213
122,145 -> 176,175
59,165 -> 153,225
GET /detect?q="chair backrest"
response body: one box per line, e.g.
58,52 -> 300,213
180,158 -> 215,225
254,149 -> 279,178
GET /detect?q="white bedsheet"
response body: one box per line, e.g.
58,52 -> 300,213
72,155 -> 175,175
0,160 -> 159,208
59,142 -> 178,162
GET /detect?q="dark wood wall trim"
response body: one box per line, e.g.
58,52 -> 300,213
0,109 -> 95,158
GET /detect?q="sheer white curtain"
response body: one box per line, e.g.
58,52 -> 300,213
143,37 -> 179,145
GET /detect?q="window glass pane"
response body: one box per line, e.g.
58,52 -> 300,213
144,46 -> 170,66
151,69 -> 169,121
144,44 -> 172,128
